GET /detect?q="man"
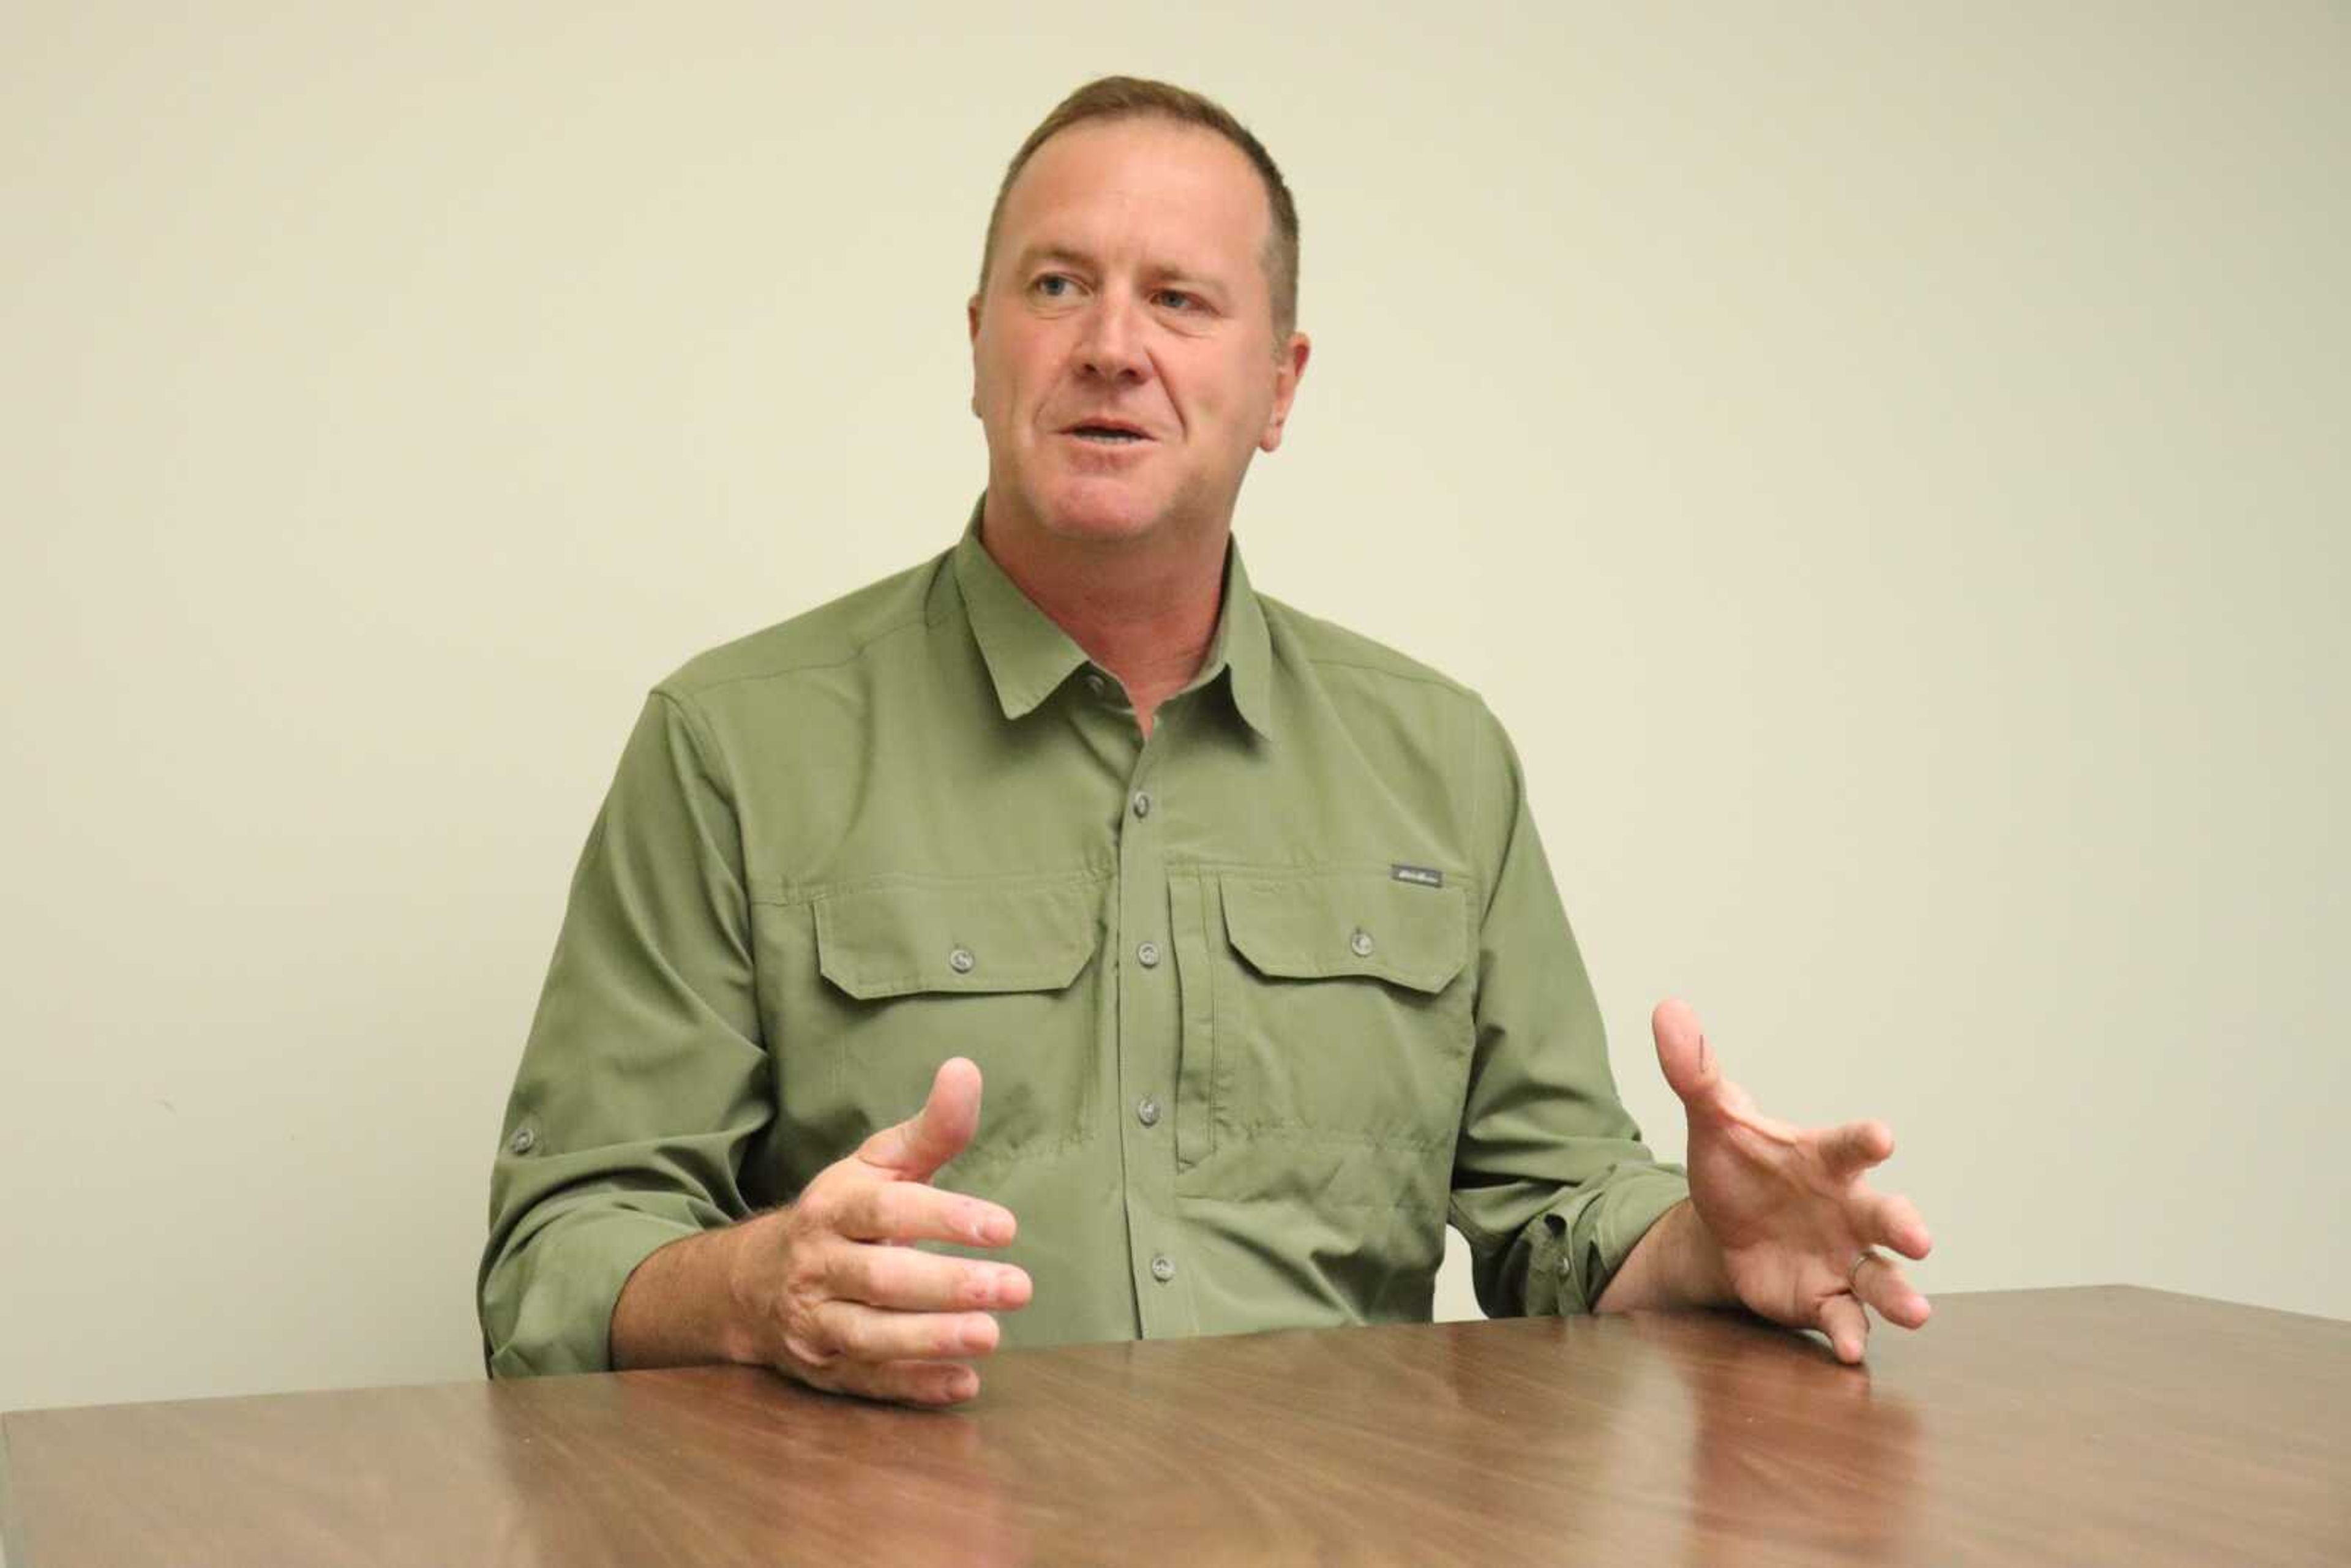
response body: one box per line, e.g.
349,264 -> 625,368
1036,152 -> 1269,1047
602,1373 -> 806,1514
479,77 -> 1932,1408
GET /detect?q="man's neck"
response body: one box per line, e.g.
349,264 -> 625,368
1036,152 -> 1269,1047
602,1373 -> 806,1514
978,495 -> 1228,738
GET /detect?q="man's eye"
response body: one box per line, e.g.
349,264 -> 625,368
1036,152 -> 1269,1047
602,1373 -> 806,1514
1032,274 -> 1076,299
1154,289 -> 1197,311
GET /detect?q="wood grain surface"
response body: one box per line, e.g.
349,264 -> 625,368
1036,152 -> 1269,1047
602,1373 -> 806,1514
4,1286 -> 2346,1566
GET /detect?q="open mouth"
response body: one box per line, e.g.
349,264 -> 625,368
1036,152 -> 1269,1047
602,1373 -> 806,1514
1065,423 -> 1150,445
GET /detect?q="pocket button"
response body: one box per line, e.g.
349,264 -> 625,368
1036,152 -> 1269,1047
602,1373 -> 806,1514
1349,929 -> 1376,958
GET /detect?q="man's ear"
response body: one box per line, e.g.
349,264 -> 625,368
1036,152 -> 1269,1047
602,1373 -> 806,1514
1259,331 -> 1313,453
967,294 -> 983,418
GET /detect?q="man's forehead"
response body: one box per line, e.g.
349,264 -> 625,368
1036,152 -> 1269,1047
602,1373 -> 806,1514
997,118 -> 1272,260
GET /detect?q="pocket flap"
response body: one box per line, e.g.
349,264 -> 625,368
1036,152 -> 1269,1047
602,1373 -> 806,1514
1220,871 -> 1468,995
814,880 -> 1101,1000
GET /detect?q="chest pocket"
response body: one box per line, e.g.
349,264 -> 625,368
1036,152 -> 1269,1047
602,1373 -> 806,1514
809,877 -> 1104,1169
1173,868 -> 1474,1163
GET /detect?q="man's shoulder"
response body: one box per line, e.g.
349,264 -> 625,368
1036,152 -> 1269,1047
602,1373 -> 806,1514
1260,593 -> 1484,710
653,550 -> 951,703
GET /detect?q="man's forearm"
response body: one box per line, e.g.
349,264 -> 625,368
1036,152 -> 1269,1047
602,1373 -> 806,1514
1594,1198 -> 1738,1315
609,1220 -> 762,1371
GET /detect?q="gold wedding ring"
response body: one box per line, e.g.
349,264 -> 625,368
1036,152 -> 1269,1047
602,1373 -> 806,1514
1848,1249 -> 1884,1290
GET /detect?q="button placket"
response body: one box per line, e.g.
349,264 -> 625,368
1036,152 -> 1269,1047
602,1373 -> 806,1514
1112,722 -> 1191,1337
1130,784 -> 1163,972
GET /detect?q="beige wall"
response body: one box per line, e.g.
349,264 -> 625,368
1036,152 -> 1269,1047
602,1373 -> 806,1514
2,2 -> 2344,1415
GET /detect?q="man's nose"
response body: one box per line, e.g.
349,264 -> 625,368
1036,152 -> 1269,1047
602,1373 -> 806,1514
1076,292 -> 1150,383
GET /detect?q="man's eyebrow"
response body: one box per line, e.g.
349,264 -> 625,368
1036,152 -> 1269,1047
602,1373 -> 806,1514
1010,244 -> 1098,274
1007,244 -> 1229,291
1152,266 -> 1232,304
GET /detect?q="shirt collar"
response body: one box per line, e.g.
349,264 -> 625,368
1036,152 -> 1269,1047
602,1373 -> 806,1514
952,498 -> 1275,738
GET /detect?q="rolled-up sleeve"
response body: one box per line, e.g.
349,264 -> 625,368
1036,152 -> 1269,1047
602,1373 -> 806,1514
1448,707 -> 1689,1318
478,688 -> 771,1377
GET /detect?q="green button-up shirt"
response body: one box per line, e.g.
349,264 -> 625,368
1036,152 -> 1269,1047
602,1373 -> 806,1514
479,514 -> 1689,1376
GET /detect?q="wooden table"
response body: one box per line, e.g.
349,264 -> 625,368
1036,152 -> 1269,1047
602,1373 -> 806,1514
3,1286 -> 2344,1565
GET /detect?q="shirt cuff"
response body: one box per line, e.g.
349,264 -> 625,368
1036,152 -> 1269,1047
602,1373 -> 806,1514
1548,1165 -> 1692,1316
482,1206 -> 702,1378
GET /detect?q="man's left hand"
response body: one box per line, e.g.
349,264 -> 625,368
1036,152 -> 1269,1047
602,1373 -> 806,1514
1654,997 -> 1934,1364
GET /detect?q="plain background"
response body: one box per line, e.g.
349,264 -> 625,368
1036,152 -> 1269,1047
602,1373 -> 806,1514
2,2 -> 2344,1417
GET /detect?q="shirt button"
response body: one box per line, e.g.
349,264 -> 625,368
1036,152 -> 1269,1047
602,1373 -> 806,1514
1350,929 -> 1376,958
1150,1255 -> 1176,1283
1136,939 -> 1162,968
1136,1096 -> 1161,1127
948,946 -> 977,974
1131,790 -> 1152,819
1086,672 -> 1109,697
508,1126 -> 536,1155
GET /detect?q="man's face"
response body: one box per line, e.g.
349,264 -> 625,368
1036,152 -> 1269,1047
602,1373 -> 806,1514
969,118 -> 1309,550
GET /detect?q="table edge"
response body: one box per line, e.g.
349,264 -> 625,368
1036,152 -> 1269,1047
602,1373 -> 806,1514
1,1281 -> 2338,1424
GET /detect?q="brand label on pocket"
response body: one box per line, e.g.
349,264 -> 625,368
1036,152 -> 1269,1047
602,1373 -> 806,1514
1390,864 -> 1444,888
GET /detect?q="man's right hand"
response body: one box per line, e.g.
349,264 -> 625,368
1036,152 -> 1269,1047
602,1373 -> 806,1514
721,1057 -> 1029,1405
609,1057 -> 1029,1403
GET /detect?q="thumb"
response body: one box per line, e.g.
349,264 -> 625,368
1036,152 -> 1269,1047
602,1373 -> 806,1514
862,1056 -> 984,1180
1651,998 -> 1722,1109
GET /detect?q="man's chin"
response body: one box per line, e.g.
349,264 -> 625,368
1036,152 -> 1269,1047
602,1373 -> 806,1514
1032,484 -> 1171,546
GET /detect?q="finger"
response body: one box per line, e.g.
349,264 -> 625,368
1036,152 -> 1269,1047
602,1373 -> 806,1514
1816,1119 -> 1895,1177
874,1359 -> 983,1407
828,1244 -> 1032,1313
812,1299 -> 1002,1364
808,1356 -> 983,1408
859,1057 -> 984,1180
1650,998 -> 1723,1108
1852,1254 -> 1933,1331
1817,1292 -> 1871,1364
834,1180 -> 1018,1248
1853,1187 -> 1933,1260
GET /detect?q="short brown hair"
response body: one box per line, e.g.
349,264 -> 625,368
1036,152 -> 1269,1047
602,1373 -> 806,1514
977,76 -> 1302,346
